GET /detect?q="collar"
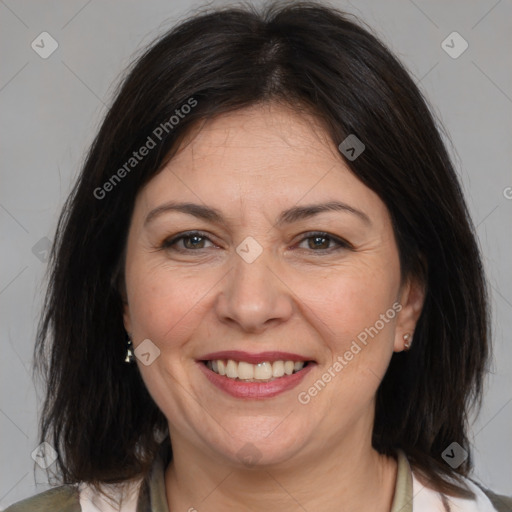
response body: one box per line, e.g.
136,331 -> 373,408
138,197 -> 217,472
136,439 -> 414,512
391,449 -> 414,512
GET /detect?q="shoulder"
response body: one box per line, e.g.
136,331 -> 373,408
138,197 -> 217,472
411,468 -> 512,512
4,485 -> 81,512
474,482 -> 512,512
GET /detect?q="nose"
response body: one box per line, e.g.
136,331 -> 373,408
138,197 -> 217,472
214,246 -> 294,334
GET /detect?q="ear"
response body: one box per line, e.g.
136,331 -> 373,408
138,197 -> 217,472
393,274 -> 425,352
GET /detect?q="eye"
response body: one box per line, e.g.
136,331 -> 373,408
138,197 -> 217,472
295,232 -> 351,252
158,230 -> 351,254
160,231 -> 216,252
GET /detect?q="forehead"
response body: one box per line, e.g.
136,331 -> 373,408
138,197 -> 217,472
170,103 -> 340,176
135,103 -> 385,224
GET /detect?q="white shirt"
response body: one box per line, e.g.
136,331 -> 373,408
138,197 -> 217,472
412,471 -> 497,511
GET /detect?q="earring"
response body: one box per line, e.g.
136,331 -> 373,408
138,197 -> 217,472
124,338 -> 135,363
403,333 -> 412,351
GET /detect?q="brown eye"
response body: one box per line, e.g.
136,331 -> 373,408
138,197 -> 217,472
307,235 -> 330,250
296,232 -> 350,252
161,231 -> 214,251
181,234 -> 207,249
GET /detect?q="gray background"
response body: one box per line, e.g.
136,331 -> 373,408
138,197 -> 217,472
1,0 -> 511,508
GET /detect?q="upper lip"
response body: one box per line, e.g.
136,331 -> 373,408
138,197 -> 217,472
199,350 -> 314,364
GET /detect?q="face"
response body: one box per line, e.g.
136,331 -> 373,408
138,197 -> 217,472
123,103 -> 423,468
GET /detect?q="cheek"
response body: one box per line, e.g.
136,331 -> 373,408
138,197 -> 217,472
125,264 -> 210,413
125,258 -> 215,345
293,270 -> 399,417
291,258 -> 400,401
299,262 -> 399,339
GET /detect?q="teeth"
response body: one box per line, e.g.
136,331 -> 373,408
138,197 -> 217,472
206,359 -> 306,381
237,361 -> 254,380
226,360 -> 238,378
254,361 -> 273,380
272,360 -> 284,377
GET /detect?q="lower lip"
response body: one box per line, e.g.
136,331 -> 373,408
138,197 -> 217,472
197,361 -> 315,399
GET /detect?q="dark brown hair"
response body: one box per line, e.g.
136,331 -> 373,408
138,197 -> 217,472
35,0 -> 490,500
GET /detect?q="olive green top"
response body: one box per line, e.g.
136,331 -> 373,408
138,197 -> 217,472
5,439 -> 512,511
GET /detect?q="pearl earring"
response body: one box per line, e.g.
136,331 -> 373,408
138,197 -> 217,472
403,333 -> 412,351
124,338 -> 135,363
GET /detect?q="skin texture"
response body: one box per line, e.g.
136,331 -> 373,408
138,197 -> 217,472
122,102 -> 425,512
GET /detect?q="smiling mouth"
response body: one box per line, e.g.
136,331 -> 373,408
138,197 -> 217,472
202,359 -> 313,382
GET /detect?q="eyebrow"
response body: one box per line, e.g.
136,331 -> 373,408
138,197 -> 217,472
144,200 -> 371,227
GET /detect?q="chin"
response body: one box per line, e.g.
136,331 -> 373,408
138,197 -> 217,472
207,418 -> 314,468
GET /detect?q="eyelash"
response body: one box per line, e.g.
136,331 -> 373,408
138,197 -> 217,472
159,230 -> 351,254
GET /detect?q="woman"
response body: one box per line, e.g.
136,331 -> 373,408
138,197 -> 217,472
6,2 -> 511,511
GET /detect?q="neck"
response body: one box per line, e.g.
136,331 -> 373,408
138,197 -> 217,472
164,426 -> 397,512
